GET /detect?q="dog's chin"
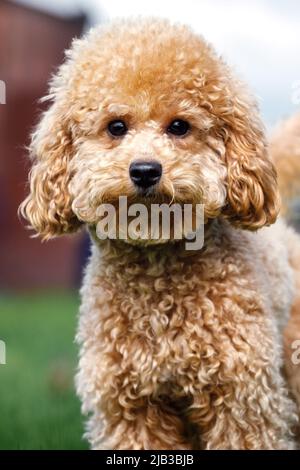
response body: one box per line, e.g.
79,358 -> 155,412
122,237 -> 175,247
92,229 -> 189,248
81,185 -> 218,247
90,200 -> 208,248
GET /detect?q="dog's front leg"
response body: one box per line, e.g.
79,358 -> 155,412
187,363 -> 297,449
86,398 -> 193,450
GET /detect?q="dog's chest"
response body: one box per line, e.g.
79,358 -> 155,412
104,254 -> 233,393
91,230 -> 266,395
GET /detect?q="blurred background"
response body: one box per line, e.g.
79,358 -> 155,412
0,0 -> 299,449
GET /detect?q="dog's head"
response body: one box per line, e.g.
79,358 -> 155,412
20,19 -> 280,242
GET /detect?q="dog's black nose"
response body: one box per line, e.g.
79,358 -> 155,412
129,160 -> 162,189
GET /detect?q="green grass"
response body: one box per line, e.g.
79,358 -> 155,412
0,292 -> 88,450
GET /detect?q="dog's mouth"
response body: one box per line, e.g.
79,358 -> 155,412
89,185 -> 206,249
132,189 -> 174,206
103,182 -> 176,207
135,184 -> 159,199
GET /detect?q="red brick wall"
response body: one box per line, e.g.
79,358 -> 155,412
0,1 -> 85,289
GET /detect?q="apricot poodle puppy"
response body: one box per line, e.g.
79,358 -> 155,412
20,19 -> 300,449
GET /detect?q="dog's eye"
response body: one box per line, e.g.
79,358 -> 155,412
167,119 -> 190,137
107,120 -> 128,137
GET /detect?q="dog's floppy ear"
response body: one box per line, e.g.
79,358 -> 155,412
221,86 -> 280,230
19,101 -> 81,240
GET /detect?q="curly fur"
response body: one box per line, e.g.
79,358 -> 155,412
271,113 -> 300,217
270,114 -> 300,422
20,19 -> 300,449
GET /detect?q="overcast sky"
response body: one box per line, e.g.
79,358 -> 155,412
15,0 -> 300,128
